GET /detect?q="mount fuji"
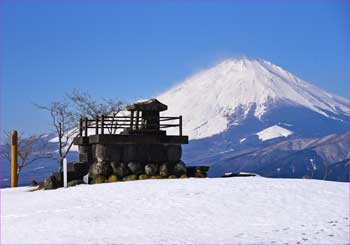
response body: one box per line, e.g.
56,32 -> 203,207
157,58 -> 350,178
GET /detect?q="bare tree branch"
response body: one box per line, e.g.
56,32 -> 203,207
0,131 -> 54,179
35,90 -> 124,172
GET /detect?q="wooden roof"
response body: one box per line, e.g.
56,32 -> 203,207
126,98 -> 168,112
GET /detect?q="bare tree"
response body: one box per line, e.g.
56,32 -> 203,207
67,90 -> 123,120
36,101 -> 76,172
36,90 -> 124,172
67,90 -> 124,134
0,131 -> 54,179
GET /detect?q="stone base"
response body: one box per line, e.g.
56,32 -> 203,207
43,162 -> 210,189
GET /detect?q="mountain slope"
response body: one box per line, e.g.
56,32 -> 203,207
156,58 -> 350,168
158,58 -> 350,140
209,131 -> 350,181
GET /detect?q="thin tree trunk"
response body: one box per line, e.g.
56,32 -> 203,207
58,123 -> 63,172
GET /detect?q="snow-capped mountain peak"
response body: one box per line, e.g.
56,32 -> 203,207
157,58 -> 350,139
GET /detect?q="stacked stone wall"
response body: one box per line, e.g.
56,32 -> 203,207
88,143 -> 186,183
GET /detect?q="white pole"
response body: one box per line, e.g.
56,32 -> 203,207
63,158 -> 68,188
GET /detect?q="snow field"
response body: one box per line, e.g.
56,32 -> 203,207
1,177 -> 349,244
256,125 -> 293,141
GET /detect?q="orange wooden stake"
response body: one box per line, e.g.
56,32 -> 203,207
11,130 -> 18,187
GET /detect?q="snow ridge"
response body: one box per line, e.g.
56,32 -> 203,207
157,58 -> 350,139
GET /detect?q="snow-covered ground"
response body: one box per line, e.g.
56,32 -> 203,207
1,177 -> 349,244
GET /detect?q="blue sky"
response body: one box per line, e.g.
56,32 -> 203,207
1,1 -> 349,135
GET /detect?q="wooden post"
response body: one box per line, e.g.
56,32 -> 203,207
179,115 -> 182,136
11,130 -> 18,188
101,115 -> 105,135
95,116 -> 99,135
135,111 -> 139,130
130,111 -> 134,130
79,118 -> 83,136
84,117 -> 88,137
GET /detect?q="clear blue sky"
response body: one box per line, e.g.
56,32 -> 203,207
1,1 -> 349,135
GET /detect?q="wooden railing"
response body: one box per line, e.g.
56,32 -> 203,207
79,115 -> 183,136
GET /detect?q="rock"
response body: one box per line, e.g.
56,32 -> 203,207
108,174 -> 119,183
145,163 -> 158,176
110,161 -> 120,172
44,176 -> 58,190
168,175 -> 177,179
30,180 -> 39,187
173,161 -> 187,177
38,181 -> 45,189
187,166 -> 210,177
95,144 -> 108,160
52,172 -> 63,187
89,160 -> 112,179
67,162 -> 75,172
67,180 -> 84,187
196,166 -> 209,172
180,174 -> 188,178
78,145 -> 92,163
194,172 -> 207,178
73,162 -> 90,179
128,162 -> 143,175
92,175 -> 106,184
139,174 -> 150,180
112,162 -> 130,178
150,175 -> 163,179
159,163 -> 170,177
123,175 -> 139,181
